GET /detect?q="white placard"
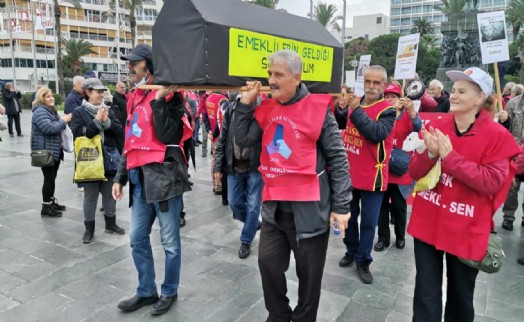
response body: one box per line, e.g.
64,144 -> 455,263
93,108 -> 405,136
346,70 -> 355,88
477,11 -> 509,64
354,55 -> 371,97
393,33 -> 420,80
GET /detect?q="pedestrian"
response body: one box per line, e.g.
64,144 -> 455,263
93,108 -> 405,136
375,83 -> 422,252
234,50 -> 352,322
31,87 -> 72,217
2,82 -> 23,137
113,44 -> 192,316
214,91 -> 263,259
338,65 -> 397,284
427,79 -> 450,113
64,75 -> 85,114
69,78 -> 125,243
204,91 -> 228,195
112,81 -> 128,126
408,67 -> 520,322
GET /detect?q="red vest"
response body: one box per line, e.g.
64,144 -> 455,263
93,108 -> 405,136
254,94 -> 331,202
124,90 -> 192,169
344,99 -> 395,191
408,110 -> 520,260
389,111 -> 417,185
205,93 -> 228,142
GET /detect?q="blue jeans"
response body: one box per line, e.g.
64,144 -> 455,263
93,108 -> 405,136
343,189 -> 384,265
129,194 -> 182,297
193,118 -> 200,141
227,170 -> 263,244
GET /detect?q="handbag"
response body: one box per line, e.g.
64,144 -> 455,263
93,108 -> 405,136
61,125 -> 74,153
31,150 -> 54,167
73,135 -> 106,182
458,232 -> 504,274
389,148 -> 410,176
102,145 -> 121,176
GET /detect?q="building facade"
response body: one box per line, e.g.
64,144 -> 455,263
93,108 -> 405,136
332,13 -> 390,43
0,0 -> 162,92
389,0 -> 508,40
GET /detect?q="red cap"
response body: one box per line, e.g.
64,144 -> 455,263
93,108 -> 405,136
384,83 -> 402,97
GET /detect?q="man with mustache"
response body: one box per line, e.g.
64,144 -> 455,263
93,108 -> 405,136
234,50 -> 352,322
337,65 -> 396,284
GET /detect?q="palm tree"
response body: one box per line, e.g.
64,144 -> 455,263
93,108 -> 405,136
508,0 -> 524,40
435,0 -> 478,15
104,0 -> 143,48
53,0 -> 82,96
411,18 -> 435,37
249,0 -> 279,9
62,38 -> 96,76
313,2 -> 343,32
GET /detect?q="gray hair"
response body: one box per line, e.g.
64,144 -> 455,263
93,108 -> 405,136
5,82 -> 12,88
267,50 -> 302,76
364,65 -> 387,83
505,82 -> 516,90
429,79 -> 444,91
73,75 -> 85,85
512,84 -> 524,96
116,81 -> 126,88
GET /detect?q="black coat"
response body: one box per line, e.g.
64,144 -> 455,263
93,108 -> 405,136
112,91 -> 128,125
433,90 -> 450,113
2,89 -> 22,115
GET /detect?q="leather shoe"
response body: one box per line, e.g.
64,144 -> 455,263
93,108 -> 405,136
502,220 -> 513,231
518,258 -> 524,266
374,240 -> 389,252
339,254 -> 354,267
117,294 -> 158,312
239,242 -> 251,259
396,239 -> 405,249
150,295 -> 177,315
357,263 -> 373,284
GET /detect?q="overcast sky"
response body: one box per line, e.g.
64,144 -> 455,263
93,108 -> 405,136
276,0 -> 390,27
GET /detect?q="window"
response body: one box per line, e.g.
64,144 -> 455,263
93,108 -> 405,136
376,17 -> 382,24
391,18 -> 400,27
401,18 -> 411,26
391,8 -> 401,16
143,9 -> 157,21
400,29 -> 410,35
84,9 -> 101,23
423,5 -> 433,13
401,7 -> 412,14
433,15 -> 443,23
412,6 -> 422,14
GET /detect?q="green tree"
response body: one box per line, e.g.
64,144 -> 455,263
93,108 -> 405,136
435,0 -> 478,15
508,0 -> 524,40
411,18 -> 435,37
53,0 -> 82,96
249,0 -> 279,8
417,43 -> 441,82
345,37 -> 370,57
365,34 -> 401,77
313,2 -> 343,32
62,38 -> 96,77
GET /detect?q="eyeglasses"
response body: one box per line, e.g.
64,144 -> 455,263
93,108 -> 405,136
128,60 -> 145,68
94,89 -> 106,94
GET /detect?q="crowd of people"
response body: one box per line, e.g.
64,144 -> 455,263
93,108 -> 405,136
5,43 -> 519,321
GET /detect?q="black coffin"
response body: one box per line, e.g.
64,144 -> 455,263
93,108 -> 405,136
152,0 -> 343,93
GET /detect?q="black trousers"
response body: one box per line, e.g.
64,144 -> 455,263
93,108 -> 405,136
41,161 -> 60,202
7,113 -> 21,135
377,183 -> 407,244
258,210 -> 329,322
413,239 -> 479,322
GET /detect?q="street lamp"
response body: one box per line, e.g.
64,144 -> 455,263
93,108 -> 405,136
310,0 -> 313,20
341,0 -> 346,85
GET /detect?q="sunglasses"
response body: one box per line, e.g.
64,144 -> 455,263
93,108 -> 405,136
128,60 -> 145,67
93,89 -> 106,94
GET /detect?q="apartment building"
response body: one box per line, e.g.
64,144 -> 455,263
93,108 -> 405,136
0,0 -> 162,92
389,0 -> 508,40
331,13 -> 390,43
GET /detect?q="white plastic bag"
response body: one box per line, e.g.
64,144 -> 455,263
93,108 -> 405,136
61,125 -> 74,153
0,115 -> 6,132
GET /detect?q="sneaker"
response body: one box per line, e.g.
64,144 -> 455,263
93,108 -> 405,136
239,242 -> 251,259
356,263 -> 373,284
77,187 -> 84,192
339,254 -> 354,267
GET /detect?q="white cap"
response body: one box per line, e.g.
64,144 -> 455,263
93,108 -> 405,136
446,67 -> 493,97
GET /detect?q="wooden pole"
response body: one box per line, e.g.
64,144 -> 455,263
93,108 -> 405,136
139,84 -> 271,92
493,63 -> 503,112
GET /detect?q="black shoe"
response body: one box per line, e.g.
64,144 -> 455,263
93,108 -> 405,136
339,254 -> 354,267
100,207 -> 105,212
374,240 -> 389,252
180,217 -> 186,227
17,134 -> 23,137
214,190 -> 223,196
104,215 -> 125,235
83,220 -> 95,243
150,295 -> 177,315
202,153 -> 207,158
518,258 -> 524,266
50,197 -> 66,211
357,263 -> 373,284
257,222 -> 261,231
396,239 -> 405,249
117,294 -> 159,312
239,242 -> 251,259
222,199 -> 228,206
196,140 -> 202,144
522,221 -> 524,227
188,180 -> 194,186
9,133 -> 14,137
41,203 -> 62,217
502,220 -> 513,231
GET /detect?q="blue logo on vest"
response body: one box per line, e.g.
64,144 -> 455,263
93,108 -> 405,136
126,112 -> 142,139
266,124 -> 291,159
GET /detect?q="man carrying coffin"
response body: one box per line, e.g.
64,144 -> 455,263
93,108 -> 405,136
234,49 -> 352,322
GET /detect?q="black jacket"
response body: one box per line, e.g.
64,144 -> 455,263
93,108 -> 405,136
215,100 -> 261,174
112,91 -> 128,126
2,89 -> 22,115
433,90 -> 450,113
234,83 -> 352,240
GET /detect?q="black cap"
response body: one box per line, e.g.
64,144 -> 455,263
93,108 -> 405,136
121,44 -> 152,62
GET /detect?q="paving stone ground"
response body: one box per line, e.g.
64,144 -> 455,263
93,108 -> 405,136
0,112 -> 523,321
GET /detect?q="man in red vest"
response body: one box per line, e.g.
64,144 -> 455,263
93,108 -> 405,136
204,92 -> 228,196
234,50 -> 352,322
338,65 -> 397,284
112,44 -> 192,316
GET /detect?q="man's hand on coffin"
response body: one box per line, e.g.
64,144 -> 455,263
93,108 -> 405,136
155,85 -> 180,101
240,81 -> 261,105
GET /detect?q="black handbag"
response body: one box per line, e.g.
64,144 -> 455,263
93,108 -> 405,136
102,145 -> 121,176
31,150 -> 54,167
389,148 -> 410,176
